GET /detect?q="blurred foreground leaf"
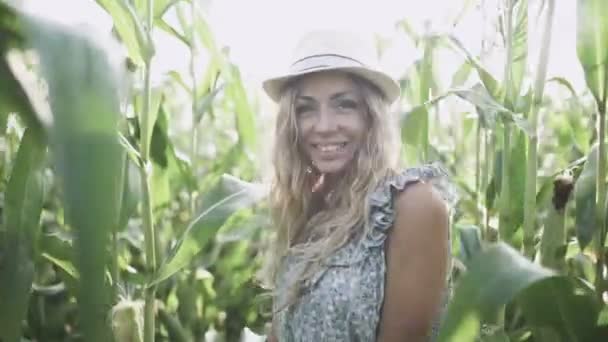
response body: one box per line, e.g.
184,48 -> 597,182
0,3 -> 45,141
518,276 -> 605,340
456,224 -> 482,267
22,11 -> 126,342
438,243 -> 555,341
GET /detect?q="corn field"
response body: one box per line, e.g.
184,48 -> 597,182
0,0 -> 607,341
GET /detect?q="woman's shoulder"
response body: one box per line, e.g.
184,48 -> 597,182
372,162 -> 458,208
362,162 -> 458,249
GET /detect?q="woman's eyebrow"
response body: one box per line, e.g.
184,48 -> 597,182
295,91 -> 357,102
330,91 -> 356,100
295,95 -> 316,102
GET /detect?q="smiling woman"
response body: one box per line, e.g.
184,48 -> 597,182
258,29 -> 458,342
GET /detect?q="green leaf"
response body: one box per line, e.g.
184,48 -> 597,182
0,57 -> 45,142
452,85 -> 532,135
118,157 -> 141,231
457,224 -> 483,267
567,252 -> 595,284
574,144 -> 598,250
0,2 -> 24,51
135,87 -> 163,161
4,128 -> 45,244
224,64 -> 257,150
396,18 -> 420,45
576,0 -> 608,109
547,76 -> 580,99
437,243 -> 555,342
451,61 -> 472,88
95,0 -> 147,65
192,6 -> 221,57
1,3 -> 44,138
22,13 -> 126,342
156,18 -> 189,47
0,242 -> 34,342
151,175 -> 268,286
0,128 -> 45,342
168,70 -> 191,94
154,0 -> 181,19
507,0 -> 528,108
195,84 -> 224,124
518,277 -> 603,341
401,104 -> 428,148
501,131 -> 527,244
448,35 -> 505,101
41,252 -> 80,280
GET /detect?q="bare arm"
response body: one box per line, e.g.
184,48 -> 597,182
376,181 -> 450,342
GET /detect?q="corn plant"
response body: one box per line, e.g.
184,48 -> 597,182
0,1 -> 267,341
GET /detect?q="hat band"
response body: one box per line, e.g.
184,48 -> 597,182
289,54 -> 368,73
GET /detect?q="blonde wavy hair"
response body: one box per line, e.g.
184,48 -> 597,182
259,72 -> 401,311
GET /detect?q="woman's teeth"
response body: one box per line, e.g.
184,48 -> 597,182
315,143 -> 347,152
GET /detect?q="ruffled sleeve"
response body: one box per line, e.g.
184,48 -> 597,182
361,162 -> 458,249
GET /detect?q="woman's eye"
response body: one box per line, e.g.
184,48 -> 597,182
295,105 -> 313,115
296,105 -> 312,115
337,100 -> 358,110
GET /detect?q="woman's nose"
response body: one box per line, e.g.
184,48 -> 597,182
314,106 -> 337,133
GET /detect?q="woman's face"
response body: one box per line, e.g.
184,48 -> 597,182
294,71 -> 367,174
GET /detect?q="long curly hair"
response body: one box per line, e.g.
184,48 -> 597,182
258,71 -> 401,312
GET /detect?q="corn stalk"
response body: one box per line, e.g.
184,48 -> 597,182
140,0 -> 157,341
493,0 -> 516,330
596,86 -> 607,297
523,0 -> 556,258
498,0 -> 515,242
189,0 -> 198,216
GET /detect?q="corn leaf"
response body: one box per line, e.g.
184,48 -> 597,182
156,17 -> 190,47
0,128 -> 45,342
452,85 -> 532,135
576,0 -> 608,109
448,35 -> 505,101
457,224 -> 483,267
0,3 -> 45,141
401,105 -> 429,150
224,64 -> 258,151
574,144 -> 598,250
500,130 -> 527,244
437,242 -> 555,341
517,277 -> 604,341
95,0 -> 147,65
507,0 -> 528,108
134,87 -> 163,162
0,2 -> 23,50
22,13 -> 126,342
151,174 -> 268,286
134,0 -> 181,20
451,61 -> 473,88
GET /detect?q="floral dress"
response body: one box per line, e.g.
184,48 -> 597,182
273,163 -> 458,342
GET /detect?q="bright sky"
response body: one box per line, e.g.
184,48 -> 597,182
21,0 -> 585,97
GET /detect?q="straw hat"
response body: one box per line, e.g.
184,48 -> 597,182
262,29 -> 401,104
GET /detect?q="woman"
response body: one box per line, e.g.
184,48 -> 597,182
259,29 -> 457,342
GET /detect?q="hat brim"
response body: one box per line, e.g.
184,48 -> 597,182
262,65 -> 401,104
